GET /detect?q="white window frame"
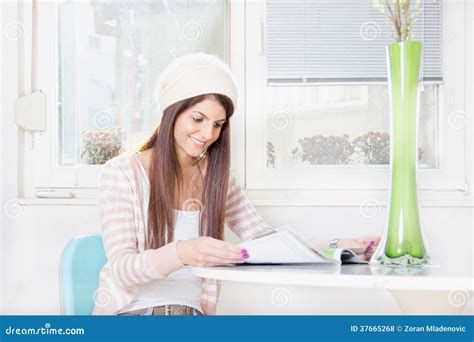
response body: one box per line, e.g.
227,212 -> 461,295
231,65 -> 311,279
27,2 -> 101,198
26,1 -> 240,201
243,1 -> 471,198
22,0 -> 472,207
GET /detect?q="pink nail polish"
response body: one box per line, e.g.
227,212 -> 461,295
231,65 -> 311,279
364,240 -> 375,254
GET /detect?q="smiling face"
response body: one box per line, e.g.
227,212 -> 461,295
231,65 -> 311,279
173,96 -> 227,166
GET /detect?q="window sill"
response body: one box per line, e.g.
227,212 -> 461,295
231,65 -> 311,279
245,189 -> 473,207
19,197 -> 98,206
17,188 -> 473,207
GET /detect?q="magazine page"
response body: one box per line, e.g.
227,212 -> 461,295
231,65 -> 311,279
239,228 -> 337,264
322,248 -> 368,264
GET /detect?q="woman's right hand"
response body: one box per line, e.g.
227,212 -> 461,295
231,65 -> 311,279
176,237 -> 249,267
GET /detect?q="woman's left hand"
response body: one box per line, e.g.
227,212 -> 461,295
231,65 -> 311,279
336,235 -> 380,261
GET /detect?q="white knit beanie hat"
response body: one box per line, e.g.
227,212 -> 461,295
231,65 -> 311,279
156,53 -> 238,112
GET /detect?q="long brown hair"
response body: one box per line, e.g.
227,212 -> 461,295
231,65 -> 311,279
139,94 -> 234,249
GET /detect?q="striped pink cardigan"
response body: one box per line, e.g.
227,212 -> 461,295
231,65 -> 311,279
93,153 -> 271,315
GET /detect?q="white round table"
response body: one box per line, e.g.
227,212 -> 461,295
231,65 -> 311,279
191,264 -> 473,314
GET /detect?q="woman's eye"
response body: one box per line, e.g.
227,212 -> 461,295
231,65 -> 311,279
214,123 -> 223,128
192,117 -> 203,123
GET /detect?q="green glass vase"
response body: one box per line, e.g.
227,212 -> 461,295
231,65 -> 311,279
371,41 -> 429,266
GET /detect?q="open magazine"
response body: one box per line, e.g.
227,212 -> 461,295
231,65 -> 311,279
236,226 -> 368,265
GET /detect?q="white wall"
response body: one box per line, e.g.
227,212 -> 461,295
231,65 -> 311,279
0,0 -> 4,314
1,204 -> 472,314
1,0 -> 19,315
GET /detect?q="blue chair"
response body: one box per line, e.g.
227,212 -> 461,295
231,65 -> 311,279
60,234 -> 107,315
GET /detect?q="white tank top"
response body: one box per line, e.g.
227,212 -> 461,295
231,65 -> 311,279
118,160 -> 202,313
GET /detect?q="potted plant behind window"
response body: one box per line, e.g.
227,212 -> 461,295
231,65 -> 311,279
80,127 -> 123,165
370,0 -> 429,266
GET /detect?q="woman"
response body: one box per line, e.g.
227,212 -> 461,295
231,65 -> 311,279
93,53 -> 379,316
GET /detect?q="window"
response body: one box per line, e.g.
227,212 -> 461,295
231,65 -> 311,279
58,0 -> 229,167
34,0 -> 229,190
264,84 -> 437,169
28,0 -> 470,202
245,0 -> 468,192
262,0 -> 441,169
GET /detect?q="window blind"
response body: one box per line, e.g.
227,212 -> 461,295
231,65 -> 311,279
266,0 -> 443,84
